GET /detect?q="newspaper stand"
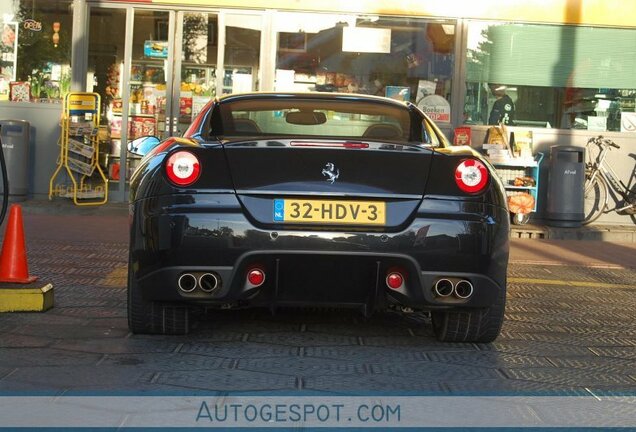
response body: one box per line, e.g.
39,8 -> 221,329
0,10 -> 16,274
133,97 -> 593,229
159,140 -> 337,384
48,92 -> 108,205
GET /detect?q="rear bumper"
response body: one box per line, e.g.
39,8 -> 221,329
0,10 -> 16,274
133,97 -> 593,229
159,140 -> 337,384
130,194 -> 509,311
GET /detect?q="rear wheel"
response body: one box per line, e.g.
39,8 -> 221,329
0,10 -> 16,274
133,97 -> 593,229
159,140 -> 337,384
431,283 -> 506,343
583,172 -> 608,225
127,257 -> 190,335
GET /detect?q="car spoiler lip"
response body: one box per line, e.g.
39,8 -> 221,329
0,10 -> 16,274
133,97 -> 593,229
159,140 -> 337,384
212,136 -> 440,150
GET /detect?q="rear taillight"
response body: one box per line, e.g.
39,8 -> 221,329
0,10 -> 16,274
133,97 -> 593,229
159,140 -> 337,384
454,159 -> 489,194
166,151 -> 201,186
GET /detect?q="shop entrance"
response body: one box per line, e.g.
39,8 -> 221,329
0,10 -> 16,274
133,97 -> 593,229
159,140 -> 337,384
87,6 -> 263,201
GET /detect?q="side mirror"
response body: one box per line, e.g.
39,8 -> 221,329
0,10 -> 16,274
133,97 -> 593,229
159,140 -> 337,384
127,136 -> 160,157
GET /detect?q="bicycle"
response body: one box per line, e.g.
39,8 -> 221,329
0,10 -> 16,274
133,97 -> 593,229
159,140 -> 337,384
583,135 -> 636,224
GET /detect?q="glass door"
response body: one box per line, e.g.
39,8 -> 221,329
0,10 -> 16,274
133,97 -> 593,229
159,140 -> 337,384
127,9 -> 175,142
170,11 -> 263,135
171,11 -> 219,135
87,6 -> 128,196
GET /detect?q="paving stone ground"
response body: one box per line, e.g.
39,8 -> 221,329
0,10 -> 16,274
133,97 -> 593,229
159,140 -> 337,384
1,238 -> 636,394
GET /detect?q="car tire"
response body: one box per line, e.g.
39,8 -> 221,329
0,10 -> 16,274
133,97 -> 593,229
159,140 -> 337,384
431,282 -> 506,343
127,258 -> 190,335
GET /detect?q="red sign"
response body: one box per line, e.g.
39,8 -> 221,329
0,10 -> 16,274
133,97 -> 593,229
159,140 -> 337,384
453,127 -> 472,146
426,112 -> 450,122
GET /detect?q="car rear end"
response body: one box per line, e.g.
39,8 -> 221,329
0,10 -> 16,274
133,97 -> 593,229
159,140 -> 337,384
128,93 -> 509,341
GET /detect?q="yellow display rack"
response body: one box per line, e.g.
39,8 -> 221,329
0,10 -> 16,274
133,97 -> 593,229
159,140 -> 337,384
49,92 -> 108,206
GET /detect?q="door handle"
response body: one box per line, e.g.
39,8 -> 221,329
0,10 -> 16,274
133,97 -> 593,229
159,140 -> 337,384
172,117 -> 179,134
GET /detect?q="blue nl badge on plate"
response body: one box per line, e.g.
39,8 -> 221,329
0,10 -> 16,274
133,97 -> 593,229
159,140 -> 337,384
273,199 -> 285,221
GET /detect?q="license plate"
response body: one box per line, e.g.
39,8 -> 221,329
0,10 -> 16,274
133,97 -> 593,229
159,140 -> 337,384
273,199 -> 386,225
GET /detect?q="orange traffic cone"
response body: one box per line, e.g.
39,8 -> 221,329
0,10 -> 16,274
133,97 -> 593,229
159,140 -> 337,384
0,204 -> 37,283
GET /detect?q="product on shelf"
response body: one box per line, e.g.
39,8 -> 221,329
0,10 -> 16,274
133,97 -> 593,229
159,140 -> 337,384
508,193 -> 535,215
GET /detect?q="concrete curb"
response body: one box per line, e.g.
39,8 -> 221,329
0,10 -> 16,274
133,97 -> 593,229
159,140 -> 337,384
511,224 -> 636,242
0,283 -> 54,312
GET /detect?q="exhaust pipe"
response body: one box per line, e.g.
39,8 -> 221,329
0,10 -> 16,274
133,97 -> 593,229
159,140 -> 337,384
177,273 -> 197,293
454,280 -> 474,299
434,278 -> 454,297
199,273 -> 220,293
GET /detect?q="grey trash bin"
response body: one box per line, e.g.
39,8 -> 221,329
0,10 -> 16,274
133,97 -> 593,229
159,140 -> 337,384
0,119 -> 30,201
546,145 -> 585,227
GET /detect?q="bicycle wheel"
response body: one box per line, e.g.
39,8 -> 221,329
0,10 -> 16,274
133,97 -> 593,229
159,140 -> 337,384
583,172 -> 608,225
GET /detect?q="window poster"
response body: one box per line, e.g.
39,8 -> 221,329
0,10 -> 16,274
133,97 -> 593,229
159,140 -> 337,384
419,94 -> 451,122
143,41 -> 168,59
385,86 -> 410,102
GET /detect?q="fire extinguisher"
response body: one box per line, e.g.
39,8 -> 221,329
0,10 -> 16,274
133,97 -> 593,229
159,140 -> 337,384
0,125 -> 9,225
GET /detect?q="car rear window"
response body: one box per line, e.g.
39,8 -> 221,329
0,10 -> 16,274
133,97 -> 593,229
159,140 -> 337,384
216,98 -> 412,142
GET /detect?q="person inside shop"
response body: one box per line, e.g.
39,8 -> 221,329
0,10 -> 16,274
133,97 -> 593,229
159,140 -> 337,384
488,84 -> 515,125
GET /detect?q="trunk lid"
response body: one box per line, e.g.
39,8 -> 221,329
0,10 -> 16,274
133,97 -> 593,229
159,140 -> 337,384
223,139 -> 435,229
224,140 -> 433,196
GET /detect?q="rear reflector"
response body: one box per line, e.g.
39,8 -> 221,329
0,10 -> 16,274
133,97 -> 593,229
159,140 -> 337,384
290,141 -> 369,149
166,151 -> 201,186
247,268 -> 265,286
455,159 -> 489,194
386,272 -> 404,290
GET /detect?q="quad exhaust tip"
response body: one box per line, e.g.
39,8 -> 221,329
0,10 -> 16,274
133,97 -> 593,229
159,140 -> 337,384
199,273 -> 220,293
433,278 -> 473,299
177,273 -> 197,293
454,280 -> 474,299
434,278 -> 454,297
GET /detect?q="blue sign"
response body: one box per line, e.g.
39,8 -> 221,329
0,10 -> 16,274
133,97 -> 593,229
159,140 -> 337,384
144,40 -> 168,59
273,199 -> 284,221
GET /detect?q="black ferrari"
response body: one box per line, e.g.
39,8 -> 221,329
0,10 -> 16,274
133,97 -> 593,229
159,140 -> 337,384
127,92 -> 509,342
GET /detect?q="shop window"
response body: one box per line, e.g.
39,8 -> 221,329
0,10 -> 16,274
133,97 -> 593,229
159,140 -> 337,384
273,13 -> 455,123
0,0 -> 72,102
465,22 -> 636,132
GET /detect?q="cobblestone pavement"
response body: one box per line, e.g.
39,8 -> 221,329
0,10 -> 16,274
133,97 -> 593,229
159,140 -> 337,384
1,238 -> 636,394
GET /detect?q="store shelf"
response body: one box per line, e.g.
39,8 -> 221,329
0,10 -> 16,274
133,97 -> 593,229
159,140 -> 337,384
492,152 -> 544,223
112,112 -> 156,118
